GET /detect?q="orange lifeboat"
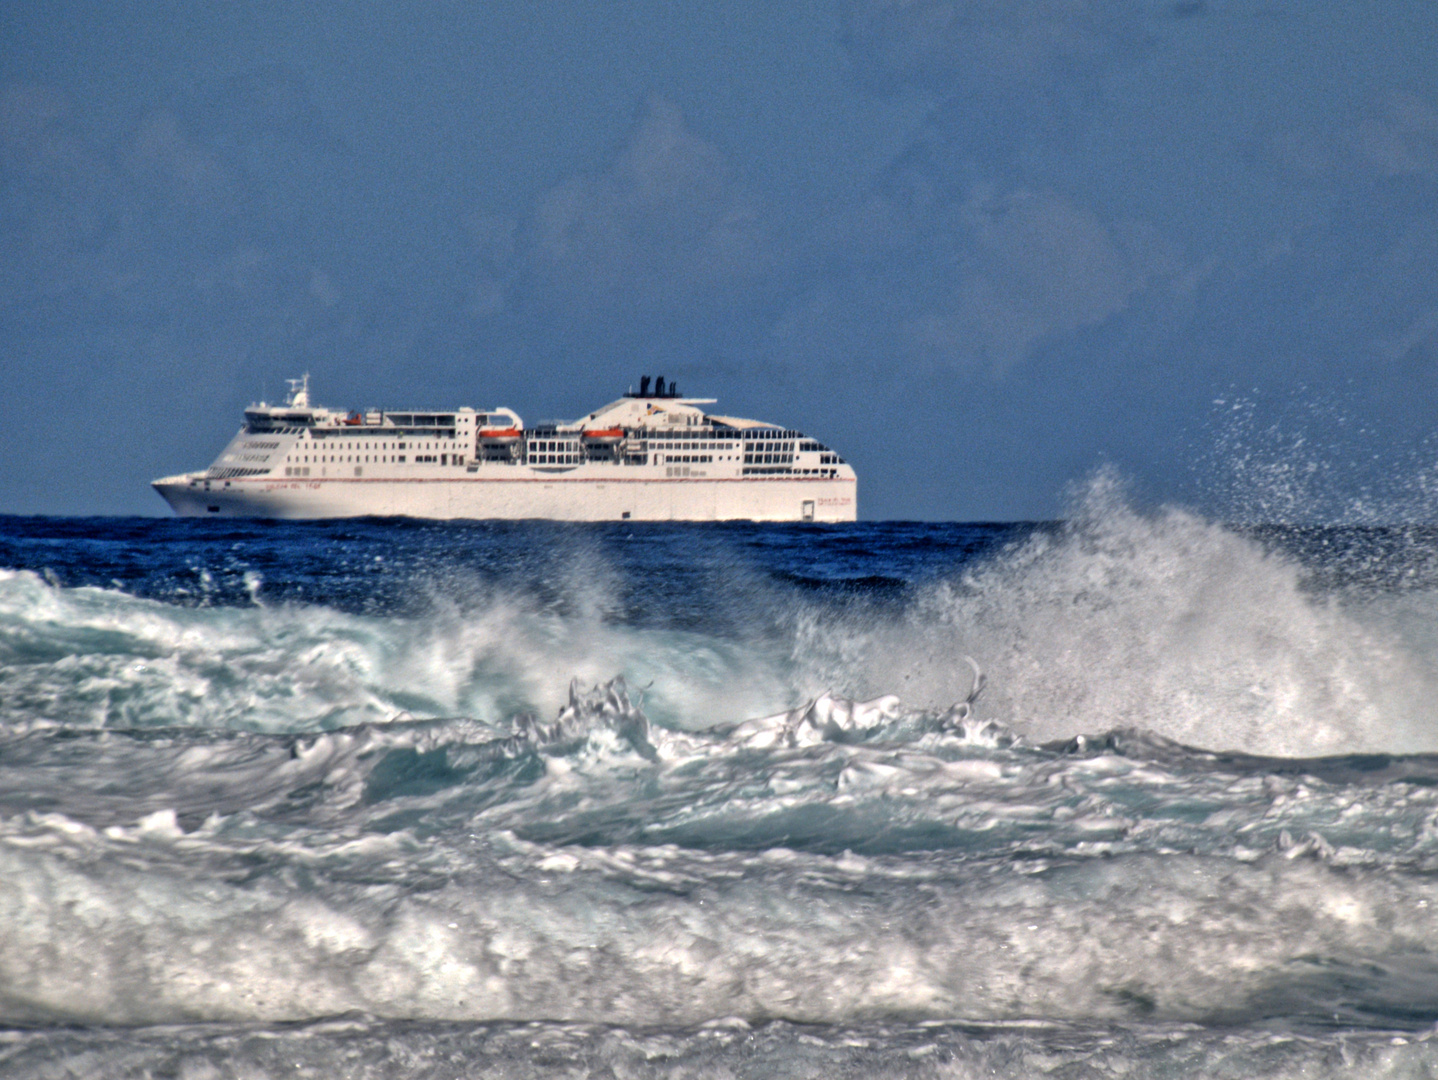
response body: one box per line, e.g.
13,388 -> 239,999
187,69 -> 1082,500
581,427 -> 625,445
479,427 -> 522,445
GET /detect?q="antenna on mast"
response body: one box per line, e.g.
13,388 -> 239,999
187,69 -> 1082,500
286,373 -> 311,408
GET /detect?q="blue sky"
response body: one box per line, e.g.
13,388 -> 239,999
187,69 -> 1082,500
2,1 -> 1435,519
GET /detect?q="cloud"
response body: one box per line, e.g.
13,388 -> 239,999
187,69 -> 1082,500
194,63 -> 341,152
0,71 -> 353,380
519,96 -> 772,328
841,0 -> 1135,95
903,187 -> 1178,374
1265,91 -> 1438,183
793,166 -> 1181,380
809,2 -> 1180,379
0,84 -> 114,308
1347,91 -> 1438,179
1244,90 -> 1438,367
0,84 -> 91,185
121,109 -> 239,210
1375,306 -> 1438,366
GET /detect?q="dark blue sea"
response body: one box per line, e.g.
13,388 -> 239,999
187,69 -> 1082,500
4,489 -> 1438,1077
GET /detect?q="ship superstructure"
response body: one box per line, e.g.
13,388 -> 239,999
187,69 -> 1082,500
152,376 -> 856,521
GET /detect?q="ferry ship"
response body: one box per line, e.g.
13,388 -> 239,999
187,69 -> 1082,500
151,376 -> 857,521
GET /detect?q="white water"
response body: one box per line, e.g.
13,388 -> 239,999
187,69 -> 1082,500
0,566 -> 791,732
4,497 -> 1438,1076
0,675 -> 1434,1033
791,478 -> 1438,757
5,482 -> 1438,758
3,799 -> 1438,1029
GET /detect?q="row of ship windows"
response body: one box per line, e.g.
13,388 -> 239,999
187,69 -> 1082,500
293,454 -> 406,464
521,437 -> 816,452
274,452 -> 835,471
281,456 -> 462,476
270,464 -> 841,480
254,428 -> 825,451
527,450 -> 737,464
301,440 -> 450,451
265,444 -> 839,469
287,454 -> 469,465
249,427 -> 461,440
644,429 -> 808,440
745,467 -> 841,477
285,437 -> 823,455
637,440 -> 801,452
288,445 -> 464,463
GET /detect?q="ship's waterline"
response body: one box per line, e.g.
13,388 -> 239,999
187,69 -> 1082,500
152,375 -> 857,521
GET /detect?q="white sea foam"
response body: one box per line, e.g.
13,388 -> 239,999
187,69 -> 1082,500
2,1016 -> 1435,1080
8,495 -> 1438,1074
3,475 -> 1437,759
0,568 -> 790,732
794,474 -> 1438,756
1,814 -> 1437,1029
6,676 -> 1432,872
1,678 -> 1437,1042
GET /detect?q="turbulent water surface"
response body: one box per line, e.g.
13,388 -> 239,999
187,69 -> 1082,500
3,497 -> 1438,1078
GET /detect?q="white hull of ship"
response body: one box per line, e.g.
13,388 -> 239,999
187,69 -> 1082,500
153,472 -> 857,522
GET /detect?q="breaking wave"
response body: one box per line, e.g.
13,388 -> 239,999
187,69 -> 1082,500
2,676 -> 1438,1031
3,496 -> 1438,1060
4,475 -> 1437,760
805,475 -> 1438,756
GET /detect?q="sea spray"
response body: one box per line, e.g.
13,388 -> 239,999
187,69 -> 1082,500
792,474 -> 1438,755
3,513 -> 1438,1076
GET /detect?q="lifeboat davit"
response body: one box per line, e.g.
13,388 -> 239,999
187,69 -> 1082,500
479,427 -> 522,445
581,427 -> 625,445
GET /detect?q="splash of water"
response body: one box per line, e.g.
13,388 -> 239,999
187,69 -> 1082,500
0,568 -> 791,732
5,476 -> 1437,758
797,472 -> 1438,755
